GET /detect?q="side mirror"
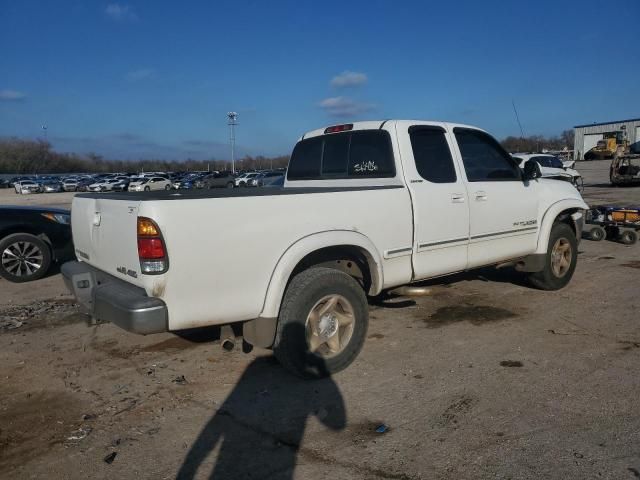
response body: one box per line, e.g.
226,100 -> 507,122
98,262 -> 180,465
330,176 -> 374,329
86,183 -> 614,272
523,159 -> 541,181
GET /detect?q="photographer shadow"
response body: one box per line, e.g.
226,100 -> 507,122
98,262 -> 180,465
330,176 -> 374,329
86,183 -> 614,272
176,323 -> 346,480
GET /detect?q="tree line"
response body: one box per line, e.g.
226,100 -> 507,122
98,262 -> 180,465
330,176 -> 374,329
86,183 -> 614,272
0,130 -> 574,175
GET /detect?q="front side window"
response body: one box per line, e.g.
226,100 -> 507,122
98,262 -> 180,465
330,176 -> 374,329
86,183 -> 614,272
287,130 -> 395,180
454,128 -> 520,182
409,126 -> 457,183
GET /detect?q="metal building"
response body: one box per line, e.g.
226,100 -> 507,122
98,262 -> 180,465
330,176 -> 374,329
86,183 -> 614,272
574,118 -> 640,160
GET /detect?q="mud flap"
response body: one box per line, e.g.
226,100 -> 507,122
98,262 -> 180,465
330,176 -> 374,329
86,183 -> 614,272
243,317 -> 277,348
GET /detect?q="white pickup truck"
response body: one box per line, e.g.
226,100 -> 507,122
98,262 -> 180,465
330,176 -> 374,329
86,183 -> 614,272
62,120 -> 587,377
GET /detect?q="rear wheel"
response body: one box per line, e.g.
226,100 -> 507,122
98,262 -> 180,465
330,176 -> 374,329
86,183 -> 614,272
0,233 -> 52,283
528,222 -> 577,291
226,182 -> 234,188
273,267 -> 368,378
619,229 -> 638,245
164,184 -> 170,190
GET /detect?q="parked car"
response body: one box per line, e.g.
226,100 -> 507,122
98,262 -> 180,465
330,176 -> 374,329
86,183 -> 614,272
14,180 -> 41,194
513,154 -> 583,191
0,206 -> 73,282
87,178 -> 123,192
195,172 -> 235,189
128,176 -> 172,192
235,172 -> 260,187
62,178 -> 80,192
76,178 -> 95,192
42,180 -> 63,193
112,178 -> 132,192
0,178 -> 9,189
62,120 -> 587,378
248,171 -> 285,187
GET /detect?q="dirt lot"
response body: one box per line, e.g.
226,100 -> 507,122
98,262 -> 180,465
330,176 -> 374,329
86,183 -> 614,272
1,161 -> 639,479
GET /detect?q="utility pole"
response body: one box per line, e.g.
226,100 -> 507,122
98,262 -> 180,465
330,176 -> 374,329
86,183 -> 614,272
227,112 -> 238,173
42,124 -> 48,141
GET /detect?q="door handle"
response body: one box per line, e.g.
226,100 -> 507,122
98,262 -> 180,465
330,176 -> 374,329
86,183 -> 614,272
451,193 -> 465,203
475,191 -> 488,201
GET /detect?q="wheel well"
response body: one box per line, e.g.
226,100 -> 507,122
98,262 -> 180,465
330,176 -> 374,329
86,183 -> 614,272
555,209 -> 580,235
290,245 -> 374,293
0,227 -> 52,248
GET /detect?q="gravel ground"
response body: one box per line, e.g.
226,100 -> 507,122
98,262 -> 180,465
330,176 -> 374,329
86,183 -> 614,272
0,160 -> 639,479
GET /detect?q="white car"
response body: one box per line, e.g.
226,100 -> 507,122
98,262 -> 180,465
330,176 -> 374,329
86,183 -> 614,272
235,172 -> 259,187
128,176 -> 172,192
62,178 -> 80,192
63,120 -> 587,377
513,154 -> 583,191
88,178 -> 125,192
14,180 -> 40,194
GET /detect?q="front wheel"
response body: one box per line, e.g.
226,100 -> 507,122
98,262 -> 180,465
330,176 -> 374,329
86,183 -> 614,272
226,182 -> 234,189
528,222 -> 577,291
144,186 -> 150,191
273,267 -> 368,378
0,233 -> 52,283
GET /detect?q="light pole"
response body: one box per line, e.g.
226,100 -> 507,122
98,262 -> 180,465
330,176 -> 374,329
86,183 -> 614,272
227,112 -> 238,173
42,124 -> 48,141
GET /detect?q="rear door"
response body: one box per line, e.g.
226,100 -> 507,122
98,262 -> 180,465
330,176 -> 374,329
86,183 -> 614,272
396,122 -> 469,279
451,128 -> 539,268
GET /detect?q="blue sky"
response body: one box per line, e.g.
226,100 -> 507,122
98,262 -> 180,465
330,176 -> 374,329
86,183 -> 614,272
1,0 -> 639,160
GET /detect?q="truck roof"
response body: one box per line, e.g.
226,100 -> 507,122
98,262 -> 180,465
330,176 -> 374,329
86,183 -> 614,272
300,120 -> 483,140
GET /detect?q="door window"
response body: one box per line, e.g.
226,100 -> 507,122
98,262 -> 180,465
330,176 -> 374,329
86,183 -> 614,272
454,128 -> 521,182
409,126 -> 457,183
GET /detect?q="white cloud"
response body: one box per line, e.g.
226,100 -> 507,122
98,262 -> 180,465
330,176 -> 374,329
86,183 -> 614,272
105,3 -> 137,21
330,71 -> 368,88
125,68 -> 156,82
318,96 -> 375,117
0,89 -> 26,101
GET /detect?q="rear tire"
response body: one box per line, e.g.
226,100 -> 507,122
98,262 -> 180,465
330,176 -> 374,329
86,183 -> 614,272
619,229 -> 638,245
528,222 -> 577,291
588,226 -> 606,242
226,182 -> 234,189
273,267 -> 368,378
164,184 -> 170,190
0,233 -> 52,283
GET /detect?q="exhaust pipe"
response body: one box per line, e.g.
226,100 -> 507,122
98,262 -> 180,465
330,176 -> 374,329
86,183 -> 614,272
220,325 -> 235,351
388,286 -> 432,297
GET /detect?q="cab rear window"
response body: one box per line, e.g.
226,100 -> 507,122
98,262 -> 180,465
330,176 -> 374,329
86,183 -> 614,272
287,130 -> 395,180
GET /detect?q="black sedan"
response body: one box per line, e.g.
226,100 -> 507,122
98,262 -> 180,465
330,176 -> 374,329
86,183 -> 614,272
0,206 -> 73,282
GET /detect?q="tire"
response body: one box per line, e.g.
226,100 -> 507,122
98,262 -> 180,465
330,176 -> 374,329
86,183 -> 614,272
528,222 -> 578,291
0,233 -> 52,283
164,184 -> 170,190
619,229 -> 638,245
273,267 -> 368,379
226,182 -> 234,189
588,226 -> 606,242
144,186 -> 150,192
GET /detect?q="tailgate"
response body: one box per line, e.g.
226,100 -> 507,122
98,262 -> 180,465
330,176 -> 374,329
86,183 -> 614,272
71,195 -> 143,287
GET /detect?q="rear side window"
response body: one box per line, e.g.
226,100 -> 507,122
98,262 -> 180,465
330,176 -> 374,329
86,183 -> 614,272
409,127 -> 457,183
454,128 -> 520,182
287,130 -> 395,180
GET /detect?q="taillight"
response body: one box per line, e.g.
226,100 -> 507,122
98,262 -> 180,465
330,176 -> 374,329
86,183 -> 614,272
324,123 -> 353,134
137,217 -> 168,274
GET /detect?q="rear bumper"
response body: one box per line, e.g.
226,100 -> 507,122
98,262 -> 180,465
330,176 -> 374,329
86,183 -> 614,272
61,261 -> 168,334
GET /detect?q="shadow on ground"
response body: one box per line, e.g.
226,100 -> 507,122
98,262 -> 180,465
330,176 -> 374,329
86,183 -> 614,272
176,323 -> 346,480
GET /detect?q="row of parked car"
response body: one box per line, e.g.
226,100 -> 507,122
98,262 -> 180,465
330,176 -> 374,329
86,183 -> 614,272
5,169 -> 287,194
